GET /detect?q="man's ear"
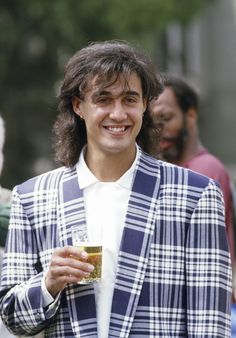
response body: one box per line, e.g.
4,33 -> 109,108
186,107 -> 197,127
72,96 -> 83,118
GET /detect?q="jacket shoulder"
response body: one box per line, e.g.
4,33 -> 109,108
16,166 -> 75,195
139,151 -> 211,189
160,159 -> 211,189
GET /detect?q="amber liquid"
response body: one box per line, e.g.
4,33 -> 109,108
77,245 -> 102,284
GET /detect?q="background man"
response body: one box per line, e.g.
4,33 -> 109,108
0,41 -> 232,337
151,73 -> 235,298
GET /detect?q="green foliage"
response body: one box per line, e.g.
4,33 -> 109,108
0,0 -> 212,188
105,0 -> 207,36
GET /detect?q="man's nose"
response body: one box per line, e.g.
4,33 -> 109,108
153,116 -> 165,129
109,101 -> 127,120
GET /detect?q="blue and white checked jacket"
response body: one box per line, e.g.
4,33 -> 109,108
0,151 -> 232,337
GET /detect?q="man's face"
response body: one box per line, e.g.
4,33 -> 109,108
72,72 -> 147,158
150,87 -> 188,162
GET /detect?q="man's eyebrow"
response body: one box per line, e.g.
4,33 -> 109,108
92,90 -> 141,99
92,90 -> 110,98
125,90 -> 141,97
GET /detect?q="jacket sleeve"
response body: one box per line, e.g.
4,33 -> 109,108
0,186 -> 60,336
186,179 -> 232,337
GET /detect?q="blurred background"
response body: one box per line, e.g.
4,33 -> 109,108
0,0 -> 235,189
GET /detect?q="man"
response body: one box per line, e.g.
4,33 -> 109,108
150,74 -> 235,298
0,41 -> 232,337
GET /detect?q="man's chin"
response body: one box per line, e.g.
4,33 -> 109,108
160,150 -> 180,163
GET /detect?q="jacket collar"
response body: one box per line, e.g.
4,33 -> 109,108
109,152 -> 161,336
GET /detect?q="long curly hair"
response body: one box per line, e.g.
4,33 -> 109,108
53,40 -> 163,167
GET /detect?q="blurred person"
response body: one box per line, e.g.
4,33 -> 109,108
0,116 -> 11,248
0,116 -> 43,338
0,115 -> 12,275
0,116 -> 27,338
0,115 -> 13,338
0,41 -> 232,337
150,73 -> 236,300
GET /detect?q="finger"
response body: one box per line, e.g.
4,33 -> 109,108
69,250 -> 88,261
53,246 -> 88,260
48,265 -> 93,286
50,253 -> 93,273
49,259 -> 94,277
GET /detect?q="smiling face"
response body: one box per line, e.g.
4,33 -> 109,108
72,72 -> 146,160
151,87 -> 188,162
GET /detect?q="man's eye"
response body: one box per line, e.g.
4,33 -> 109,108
97,97 -> 110,104
162,116 -> 171,122
125,97 -> 136,103
157,115 -> 171,122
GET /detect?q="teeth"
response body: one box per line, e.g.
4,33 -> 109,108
107,126 -> 126,132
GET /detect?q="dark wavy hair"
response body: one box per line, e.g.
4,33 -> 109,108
53,40 -> 163,167
160,73 -> 199,113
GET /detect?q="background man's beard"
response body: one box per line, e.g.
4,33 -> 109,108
161,127 -> 188,163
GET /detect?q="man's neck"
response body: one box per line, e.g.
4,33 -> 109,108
84,147 -> 137,182
177,139 -> 205,166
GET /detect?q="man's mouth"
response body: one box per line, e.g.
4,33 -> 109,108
160,138 -> 175,150
104,126 -> 128,133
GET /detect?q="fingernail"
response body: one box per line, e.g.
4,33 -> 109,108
80,251 -> 88,259
87,264 -> 94,272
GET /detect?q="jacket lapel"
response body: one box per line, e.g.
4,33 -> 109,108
57,167 -> 98,337
109,153 -> 161,337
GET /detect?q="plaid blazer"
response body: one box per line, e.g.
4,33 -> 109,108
0,151 -> 232,337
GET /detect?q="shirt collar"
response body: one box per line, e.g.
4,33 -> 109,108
76,147 -> 99,189
76,145 -> 140,190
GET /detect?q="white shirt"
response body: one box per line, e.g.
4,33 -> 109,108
76,147 -> 139,338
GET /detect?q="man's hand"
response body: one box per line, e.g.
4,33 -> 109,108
45,246 -> 94,297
